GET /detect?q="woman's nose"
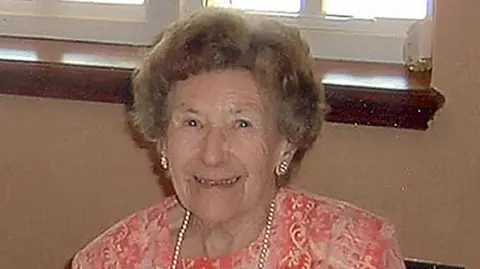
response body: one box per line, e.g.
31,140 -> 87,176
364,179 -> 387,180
200,126 -> 229,167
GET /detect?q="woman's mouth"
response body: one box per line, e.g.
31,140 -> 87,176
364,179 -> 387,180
193,176 -> 241,187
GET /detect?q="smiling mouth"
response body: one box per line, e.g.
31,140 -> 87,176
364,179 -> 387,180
193,176 -> 241,186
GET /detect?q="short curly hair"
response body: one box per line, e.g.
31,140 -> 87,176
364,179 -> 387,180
130,8 -> 326,182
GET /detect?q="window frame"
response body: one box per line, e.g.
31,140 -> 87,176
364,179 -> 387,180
0,0 -> 175,45
189,0 -> 434,63
0,0 -> 433,63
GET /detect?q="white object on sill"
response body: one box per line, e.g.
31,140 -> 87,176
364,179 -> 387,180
403,17 -> 433,72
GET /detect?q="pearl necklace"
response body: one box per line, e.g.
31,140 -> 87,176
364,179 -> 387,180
170,199 -> 276,269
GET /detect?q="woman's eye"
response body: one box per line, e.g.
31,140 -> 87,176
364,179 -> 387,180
236,119 -> 251,128
183,119 -> 200,128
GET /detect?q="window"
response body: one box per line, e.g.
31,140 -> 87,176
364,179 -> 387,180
203,0 -> 429,19
200,0 -> 432,63
62,0 -> 144,4
203,0 -> 300,13
322,0 -> 428,20
0,0 -> 432,63
0,0 -> 175,45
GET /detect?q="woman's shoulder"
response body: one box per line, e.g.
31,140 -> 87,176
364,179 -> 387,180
71,196 -> 177,269
280,186 -> 392,227
278,187 -> 405,269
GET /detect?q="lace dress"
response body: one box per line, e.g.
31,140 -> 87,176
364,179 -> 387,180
72,187 -> 406,269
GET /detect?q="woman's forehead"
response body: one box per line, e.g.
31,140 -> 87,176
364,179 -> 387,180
171,69 -> 274,114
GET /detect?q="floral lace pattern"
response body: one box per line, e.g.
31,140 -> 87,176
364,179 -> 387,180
72,187 -> 406,269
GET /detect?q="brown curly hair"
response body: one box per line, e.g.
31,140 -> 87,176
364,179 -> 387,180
130,8 -> 326,183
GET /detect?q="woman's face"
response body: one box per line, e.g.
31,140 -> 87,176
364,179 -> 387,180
165,69 -> 292,223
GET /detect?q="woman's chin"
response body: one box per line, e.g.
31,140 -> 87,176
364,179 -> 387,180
190,199 -> 244,224
184,177 -> 247,223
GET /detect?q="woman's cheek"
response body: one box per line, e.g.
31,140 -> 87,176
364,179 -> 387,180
233,132 -> 270,161
169,128 -> 200,150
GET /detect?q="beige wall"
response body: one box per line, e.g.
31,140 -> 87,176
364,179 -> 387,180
1,0 -> 479,268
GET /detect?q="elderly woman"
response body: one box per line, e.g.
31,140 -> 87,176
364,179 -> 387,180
72,8 -> 406,269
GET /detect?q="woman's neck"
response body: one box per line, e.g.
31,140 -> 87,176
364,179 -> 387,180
180,187 -> 278,259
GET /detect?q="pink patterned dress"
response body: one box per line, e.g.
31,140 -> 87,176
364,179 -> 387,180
71,187 -> 406,269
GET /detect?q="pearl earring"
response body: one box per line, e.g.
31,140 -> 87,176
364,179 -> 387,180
275,161 -> 289,176
160,155 -> 169,170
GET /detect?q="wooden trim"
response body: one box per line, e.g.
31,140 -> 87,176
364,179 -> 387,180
405,259 -> 466,269
0,36 -> 445,130
0,60 -> 131,103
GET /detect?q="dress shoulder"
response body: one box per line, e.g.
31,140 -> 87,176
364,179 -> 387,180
284,187 -> 388,222
280,187 -> 406,269
71,196 -> 177,269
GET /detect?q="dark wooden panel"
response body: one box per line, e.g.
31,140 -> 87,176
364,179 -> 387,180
0,60 -> 131,103
405,259 -> 466,269
324,82 -> 445,130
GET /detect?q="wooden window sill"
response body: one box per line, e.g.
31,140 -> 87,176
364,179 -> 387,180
0,36 -> 445,130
